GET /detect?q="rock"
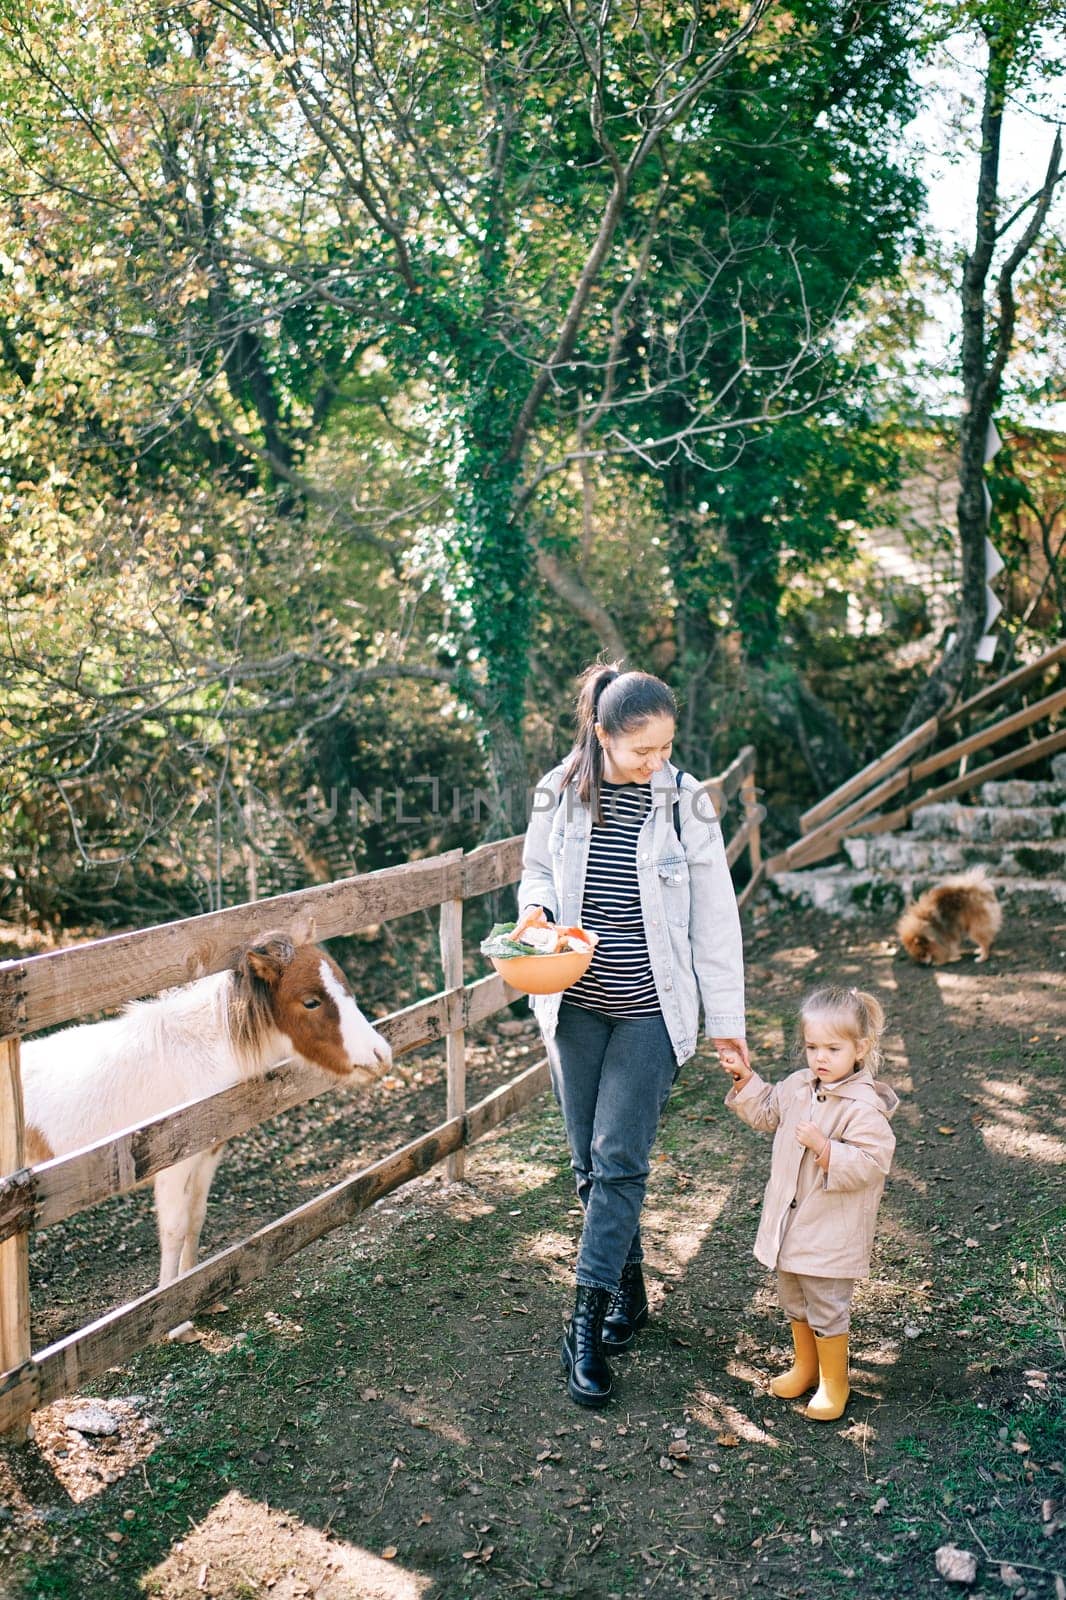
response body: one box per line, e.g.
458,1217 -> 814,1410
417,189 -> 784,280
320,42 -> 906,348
935,1545 -> 978,1585
65,1404 -> 120,1438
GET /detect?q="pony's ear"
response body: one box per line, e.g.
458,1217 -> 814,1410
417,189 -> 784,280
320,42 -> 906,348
241,932 -> 296,986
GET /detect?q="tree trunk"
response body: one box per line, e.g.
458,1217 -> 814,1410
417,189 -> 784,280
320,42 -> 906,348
899,24 -> 1062,735
480,712 -> 531,841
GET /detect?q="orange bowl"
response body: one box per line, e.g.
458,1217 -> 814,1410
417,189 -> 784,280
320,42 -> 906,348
490,945 -> 595,996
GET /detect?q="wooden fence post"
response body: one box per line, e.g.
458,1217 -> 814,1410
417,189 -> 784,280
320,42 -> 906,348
1,1037 -> 32,1442
741,770 -> 762,876
440,897 -> 466,1183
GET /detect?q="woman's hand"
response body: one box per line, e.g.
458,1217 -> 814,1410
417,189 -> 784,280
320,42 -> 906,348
715,1037 -> 752,1086
796,1120 -> 829,1158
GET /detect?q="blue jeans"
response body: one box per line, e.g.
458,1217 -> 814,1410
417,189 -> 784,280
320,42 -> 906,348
545,1002 -> 678,1292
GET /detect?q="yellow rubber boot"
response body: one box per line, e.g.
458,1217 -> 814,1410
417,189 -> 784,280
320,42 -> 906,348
769,1320 -> 819,1398
805,1332 -> 850,1421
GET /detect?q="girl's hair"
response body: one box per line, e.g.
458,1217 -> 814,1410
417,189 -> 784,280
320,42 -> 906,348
795,986 -> 886,1075
560,659 -> 677,821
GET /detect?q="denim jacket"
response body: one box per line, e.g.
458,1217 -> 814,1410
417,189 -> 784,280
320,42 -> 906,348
516,761 -> 746,1066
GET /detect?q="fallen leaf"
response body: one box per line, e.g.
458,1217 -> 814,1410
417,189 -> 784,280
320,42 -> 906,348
417,1512 -> 433,1526
810,1529 -> 823,1546
872,1497 -> 889,1515
937,1126 -> 956,1136
965,1238 -> 980,1249
382,1547 -> 398,1561
1000,1564 -> 1023,1589
716,1432 -> 740,1447
104,1532 -> 124,1545
935,1544 -> 978,1585
360,1388 -> 380,1402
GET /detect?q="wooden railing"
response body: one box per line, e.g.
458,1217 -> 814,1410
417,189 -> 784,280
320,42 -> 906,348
0,752 -> 761,1438
697,745 -> 764,909
767,642 -> 1066,875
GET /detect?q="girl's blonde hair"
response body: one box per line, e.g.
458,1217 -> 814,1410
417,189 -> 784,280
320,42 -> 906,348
795,986 -> 886,1075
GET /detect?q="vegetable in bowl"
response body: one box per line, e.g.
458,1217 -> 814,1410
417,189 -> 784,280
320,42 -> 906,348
480,908 -> 598,996
479,907 -> 596,960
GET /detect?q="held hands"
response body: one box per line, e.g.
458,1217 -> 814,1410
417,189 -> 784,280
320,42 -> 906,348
715,1037 -> 752,1087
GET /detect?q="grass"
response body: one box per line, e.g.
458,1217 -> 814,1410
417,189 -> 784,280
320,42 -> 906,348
3,905 -> 1065,1599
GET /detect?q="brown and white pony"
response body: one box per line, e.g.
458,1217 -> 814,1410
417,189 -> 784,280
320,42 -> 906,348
21,932 -> 391,1288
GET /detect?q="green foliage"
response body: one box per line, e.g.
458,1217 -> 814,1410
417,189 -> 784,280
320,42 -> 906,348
7,0 -> 1056,916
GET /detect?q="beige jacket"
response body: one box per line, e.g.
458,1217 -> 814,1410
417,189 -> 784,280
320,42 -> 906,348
726,1066 -> 898,1278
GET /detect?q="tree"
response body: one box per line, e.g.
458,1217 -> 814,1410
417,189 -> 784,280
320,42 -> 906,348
901,2 -> 1065,732
0,0 -> 931,910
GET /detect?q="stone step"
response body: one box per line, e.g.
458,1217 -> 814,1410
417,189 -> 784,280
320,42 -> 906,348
978,778 -> 1066,807
767,868 -> 1066,919
843,836 -> 1066,879
909,804 -> 1066,842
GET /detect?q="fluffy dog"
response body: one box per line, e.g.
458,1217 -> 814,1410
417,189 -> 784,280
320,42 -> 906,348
897,866 -> 1002,965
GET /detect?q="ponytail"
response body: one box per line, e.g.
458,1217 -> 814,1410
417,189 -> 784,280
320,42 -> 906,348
560,660 -> 623,820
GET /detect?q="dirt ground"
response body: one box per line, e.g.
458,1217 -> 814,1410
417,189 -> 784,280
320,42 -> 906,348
1,896 -> 1063,1600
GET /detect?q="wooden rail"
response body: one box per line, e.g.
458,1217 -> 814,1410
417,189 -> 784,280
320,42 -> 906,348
797,640 -> 1066,836
770,643 -> 1066,875
695,745 -> 764,908
0,1061 -> 550,1434
0,754 -> 756,1438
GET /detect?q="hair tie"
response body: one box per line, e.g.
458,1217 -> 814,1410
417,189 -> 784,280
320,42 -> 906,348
593,669 -> 618,707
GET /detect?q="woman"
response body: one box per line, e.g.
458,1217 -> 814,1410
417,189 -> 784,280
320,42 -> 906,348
518,661 -> 749,1407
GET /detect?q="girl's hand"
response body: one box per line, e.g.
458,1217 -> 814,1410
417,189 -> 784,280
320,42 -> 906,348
716,1039 -> 752,1085
796,1120 -> 828,1158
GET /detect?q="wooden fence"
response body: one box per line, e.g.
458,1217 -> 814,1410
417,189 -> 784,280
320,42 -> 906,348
766,642 -> 1066,875
0,753 -> 761,1439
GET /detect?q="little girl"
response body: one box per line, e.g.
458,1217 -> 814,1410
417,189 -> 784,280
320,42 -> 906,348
718,987 -> 898,1421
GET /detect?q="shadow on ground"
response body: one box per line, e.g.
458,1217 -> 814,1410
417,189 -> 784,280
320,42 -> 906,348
2,900 -> 1063,1599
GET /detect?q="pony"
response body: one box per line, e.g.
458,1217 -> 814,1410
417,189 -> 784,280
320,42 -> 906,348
20,931 -> 392,1289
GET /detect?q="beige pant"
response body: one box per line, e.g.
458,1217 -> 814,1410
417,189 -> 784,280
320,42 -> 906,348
777,1270 -> 855,1338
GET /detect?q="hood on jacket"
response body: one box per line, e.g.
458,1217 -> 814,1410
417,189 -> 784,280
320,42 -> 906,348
809,1067 -> 900,1120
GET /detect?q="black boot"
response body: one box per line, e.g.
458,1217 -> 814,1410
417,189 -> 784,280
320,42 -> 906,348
561,1286 -> 613,1408
601,1262 -> 649,1353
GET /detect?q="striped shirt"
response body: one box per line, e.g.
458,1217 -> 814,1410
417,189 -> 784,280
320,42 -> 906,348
565,780 -> 661,1017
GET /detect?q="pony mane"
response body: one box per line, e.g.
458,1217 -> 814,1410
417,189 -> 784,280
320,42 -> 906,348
229,956 -> 285,1060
